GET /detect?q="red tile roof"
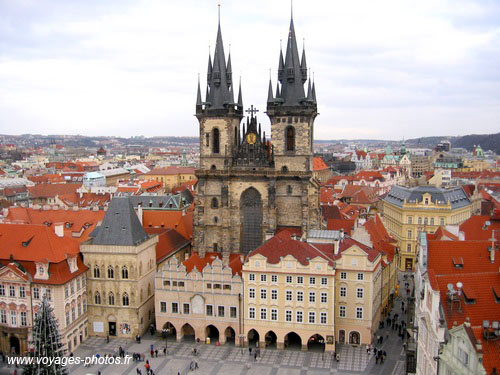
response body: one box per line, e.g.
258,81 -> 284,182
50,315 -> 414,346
320,187 -> 336,205
427,226 -> 459,241
427,240 -> 499,275
327,218 -> 355,235
313,157 -> 329,171
144,227 -> 190,263
142,210 -> 193,240
3,207 -> 105,243
472,327 -> 500,375
58,192 -> 111,208
28,174 -> 65,184
183,252 -> 242,276
0,223 -> 87,284
363,214 -> 396,261
340,185 -> 379,204
321,205 -> 342,220
459,215 -> 500,241
28,183 -> 81,199
353,170 -> 385,182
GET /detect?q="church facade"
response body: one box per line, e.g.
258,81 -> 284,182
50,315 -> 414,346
193,15 -> 321,257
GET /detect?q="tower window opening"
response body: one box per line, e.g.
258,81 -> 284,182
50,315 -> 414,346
286,126 -> 295,152
212,128 -> 220,154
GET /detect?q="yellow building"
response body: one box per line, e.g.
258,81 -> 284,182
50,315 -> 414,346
81,197 -> 158,338
141,166 -> 196,192
382,185 -> 472,271
243,229 -> 336,352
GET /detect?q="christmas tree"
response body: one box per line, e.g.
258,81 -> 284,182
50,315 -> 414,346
23,296 -> 68,375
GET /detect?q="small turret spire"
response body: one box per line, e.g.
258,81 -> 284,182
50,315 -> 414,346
196,74 -> 202,106
267,77 -> 274,103
237,76 -> 243,108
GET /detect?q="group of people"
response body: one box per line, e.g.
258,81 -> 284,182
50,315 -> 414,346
248,347 -> 261,361
136,360 -> 155,375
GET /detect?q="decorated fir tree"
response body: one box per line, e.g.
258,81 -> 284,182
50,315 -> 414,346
23,296 -> 68,375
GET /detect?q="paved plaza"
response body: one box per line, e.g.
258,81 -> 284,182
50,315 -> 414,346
0,273 -> 413,375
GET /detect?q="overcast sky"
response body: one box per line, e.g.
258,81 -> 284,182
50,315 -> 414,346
0,0 -> 499,140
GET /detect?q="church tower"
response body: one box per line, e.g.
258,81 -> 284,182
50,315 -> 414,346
193,8 -> 320,258
195,15 -> 243,171
267,13 -> 317,173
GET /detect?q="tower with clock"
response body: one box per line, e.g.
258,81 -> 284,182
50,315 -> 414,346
193,10 -> 320,257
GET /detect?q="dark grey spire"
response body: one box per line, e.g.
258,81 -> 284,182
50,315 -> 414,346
196,75 -> 202,107
311,80 -> 317,103
277,46 -> 284,82
300,45 -> 307,83
237,78 -> 243,108
267,78 -> 274,103
92,197 -> 149,246
280,16 -> 306,105
275,81 -> 281,98
226,52 -> 232,85
207,52 -> 212,83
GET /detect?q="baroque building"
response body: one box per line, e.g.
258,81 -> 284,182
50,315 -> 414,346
193,13 -> 321,257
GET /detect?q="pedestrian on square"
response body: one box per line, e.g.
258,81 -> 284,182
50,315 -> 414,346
154,349 -> 158,358
366,345 -> 370,354
336,353 -> 340,362
249,347 -> 252,355
136,368 -> 142,375
163,347 -> 167,356
375,356 -> 378,364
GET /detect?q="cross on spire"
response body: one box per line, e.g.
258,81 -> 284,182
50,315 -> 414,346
245,105 -> 259,118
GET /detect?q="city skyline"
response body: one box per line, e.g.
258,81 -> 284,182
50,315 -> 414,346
1,0 -> 499,140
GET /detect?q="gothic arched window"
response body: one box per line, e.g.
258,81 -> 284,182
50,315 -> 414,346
93,265 -> 100,278
123,293 -> 129,306
286,126 -> 295,152
94,292 -> 101,305
107,266 -> 114,279
122,266 -> 128,279
240,187 -> 263,254
108,292 -> 115,305
212,128 -> 220,154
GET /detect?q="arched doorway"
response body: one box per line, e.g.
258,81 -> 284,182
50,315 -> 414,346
284,332 -> 302,350
338,330 -> 345,344
162,322 -> 177,341
225,327 -> 235,345
9,336 -> 20,355
206,325 -> 219,344
181,323 -> 195,342
349,331 -> 360,345
240,188 -> 263,254
307,334 -> 325,352
247,329 -> 260,347
265,331 -> 277,348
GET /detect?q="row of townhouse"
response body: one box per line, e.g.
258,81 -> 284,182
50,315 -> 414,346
155,227 -> 395,352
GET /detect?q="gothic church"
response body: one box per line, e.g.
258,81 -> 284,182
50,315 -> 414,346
193,11 -> 321,256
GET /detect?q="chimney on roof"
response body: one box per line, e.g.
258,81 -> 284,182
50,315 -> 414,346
340,228 -> 345,241
54,223 -> 64,237
465,317 -> 471,327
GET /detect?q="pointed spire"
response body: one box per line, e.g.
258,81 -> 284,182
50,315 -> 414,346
196,74 -> 202,106
311,80 -> 317,103
226,52 -> 232,86
205,85 -> 210,103
278,41 -> 284,82
237,77 -> 243,108
306,78 -> 312,101
275,81 -> 281,98
279,9 -> 306,106
267,77 -> 274,103
207,51 -> 212,84
300,42 -> 307,83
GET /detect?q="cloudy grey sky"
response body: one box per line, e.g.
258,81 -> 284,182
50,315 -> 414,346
0,0 -> 499,140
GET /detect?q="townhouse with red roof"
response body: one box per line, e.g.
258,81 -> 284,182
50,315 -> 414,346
0,223 -> 88,355
155,252 -> 243,345
415,230 -> 500,375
